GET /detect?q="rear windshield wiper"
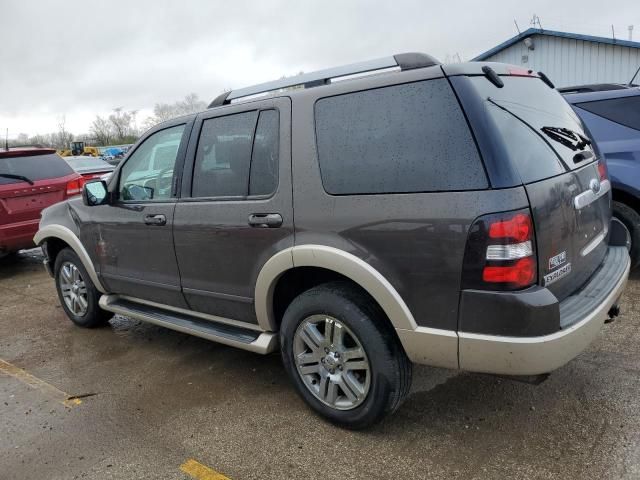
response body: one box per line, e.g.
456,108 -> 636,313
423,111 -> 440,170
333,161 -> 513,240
0,173 -> 35,185
541,126 -> 592,152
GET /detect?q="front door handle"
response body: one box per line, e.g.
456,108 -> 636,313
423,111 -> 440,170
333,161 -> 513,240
144,214 -> 166,226
248,213 -> 283,228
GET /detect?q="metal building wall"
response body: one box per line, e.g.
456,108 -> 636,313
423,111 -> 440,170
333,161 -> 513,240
484,34 -> 640,87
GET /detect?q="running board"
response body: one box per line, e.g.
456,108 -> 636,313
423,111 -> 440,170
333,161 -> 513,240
99,295 -> 278,354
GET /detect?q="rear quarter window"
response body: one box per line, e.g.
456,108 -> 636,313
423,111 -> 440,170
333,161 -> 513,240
576,96 -> 640,131
0,153 -> 74,185
314,78 -> 487,195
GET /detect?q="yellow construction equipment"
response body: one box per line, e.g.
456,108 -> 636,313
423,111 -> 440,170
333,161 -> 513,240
58,141 -> 100,157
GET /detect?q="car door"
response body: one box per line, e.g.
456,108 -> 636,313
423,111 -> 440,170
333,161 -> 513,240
86,120 -> 193,308
173,97 -> 293,324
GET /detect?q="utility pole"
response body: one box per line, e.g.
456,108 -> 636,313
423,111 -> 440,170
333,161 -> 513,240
629,25 -> 634,41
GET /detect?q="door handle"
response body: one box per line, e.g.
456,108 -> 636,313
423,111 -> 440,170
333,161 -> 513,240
248,213 -> 283,228
144,214 -> 166,226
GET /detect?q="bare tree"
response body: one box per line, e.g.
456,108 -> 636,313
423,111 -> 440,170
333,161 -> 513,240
90,116 -> 112,146
55,115 -> 73,149
143,93 -> 207,129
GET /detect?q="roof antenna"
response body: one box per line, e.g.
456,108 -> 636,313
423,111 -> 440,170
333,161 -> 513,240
612,25 -> 616,41
514,19 -> 522,35
530,14 -> 543,31
629,64 -> 640,86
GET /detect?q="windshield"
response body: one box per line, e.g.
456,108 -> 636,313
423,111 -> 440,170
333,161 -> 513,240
471,76 -> 596,182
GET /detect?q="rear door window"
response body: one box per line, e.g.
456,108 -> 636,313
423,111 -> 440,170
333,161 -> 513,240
191,109 -> 280,198
576,96 -> 640,131
0,153 -> 75,185
314,79 -> 487,195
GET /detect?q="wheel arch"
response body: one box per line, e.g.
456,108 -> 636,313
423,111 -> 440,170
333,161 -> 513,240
34,225 -> 107,293
254,245 -> 418,332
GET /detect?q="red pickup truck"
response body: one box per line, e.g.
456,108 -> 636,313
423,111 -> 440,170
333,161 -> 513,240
0,147 -> 84,257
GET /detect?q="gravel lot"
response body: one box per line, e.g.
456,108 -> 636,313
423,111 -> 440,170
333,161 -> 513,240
1,249 -> 639,479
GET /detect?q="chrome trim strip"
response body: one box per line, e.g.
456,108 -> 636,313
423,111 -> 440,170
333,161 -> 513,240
101,272 -> 181,291
573,179 -> 611,210
182,287 -> 253,304
458,254 -> 629,375
580,226 -> 608,257
34,224 -> 107,293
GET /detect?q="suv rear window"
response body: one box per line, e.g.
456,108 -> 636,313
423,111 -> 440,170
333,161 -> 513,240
471,76 -> 596,183
576,96 -> 640,131
0,153 -> 74,185
314,79 -> 487,195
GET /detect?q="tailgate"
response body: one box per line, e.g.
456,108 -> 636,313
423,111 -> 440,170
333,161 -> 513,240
462,74 -> 613,300
526,162 -> 610,301
0,179 -> 67,226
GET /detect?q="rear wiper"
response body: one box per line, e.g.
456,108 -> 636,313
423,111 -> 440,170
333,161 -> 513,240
0,173 -> 35,185
541,126 -> 592,152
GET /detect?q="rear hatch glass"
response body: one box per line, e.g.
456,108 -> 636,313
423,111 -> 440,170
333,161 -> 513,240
0,153 -> 75,185
0,153 -> 74,225
469,76 -> 610,302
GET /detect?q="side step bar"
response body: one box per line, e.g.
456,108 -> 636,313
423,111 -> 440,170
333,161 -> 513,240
99,295 -> 278,354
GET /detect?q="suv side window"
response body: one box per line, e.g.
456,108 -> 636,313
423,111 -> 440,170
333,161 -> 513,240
119,125 -> 185,201
314,78 -> 487,195
250,110 -> 280,196
192,109 -> 279,198
577,96 -> 640,131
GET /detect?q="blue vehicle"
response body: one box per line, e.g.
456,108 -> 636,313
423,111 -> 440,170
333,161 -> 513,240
562,82 -> 640,267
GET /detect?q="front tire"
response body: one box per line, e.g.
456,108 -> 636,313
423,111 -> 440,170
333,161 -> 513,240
280,281 -> 412,429
613,201 -> 640,269
54,248 -> 112,328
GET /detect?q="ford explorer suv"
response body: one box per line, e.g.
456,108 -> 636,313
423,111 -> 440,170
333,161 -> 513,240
35,54 -> 630,428
1,147 -> 84,258
560,84 -> 640,268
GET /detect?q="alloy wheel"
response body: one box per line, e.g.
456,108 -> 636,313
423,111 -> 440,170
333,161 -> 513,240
59,262 -> 88,317
293,314 -> 371,410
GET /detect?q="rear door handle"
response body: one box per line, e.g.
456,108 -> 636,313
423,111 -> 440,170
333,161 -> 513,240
248,213 -> 283,228
144,214 -> 166,226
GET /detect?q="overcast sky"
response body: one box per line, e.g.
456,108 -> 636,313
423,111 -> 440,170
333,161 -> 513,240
1,0 -> 638,138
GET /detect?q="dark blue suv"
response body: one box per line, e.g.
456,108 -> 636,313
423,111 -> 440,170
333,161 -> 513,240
562,84 -> 640,268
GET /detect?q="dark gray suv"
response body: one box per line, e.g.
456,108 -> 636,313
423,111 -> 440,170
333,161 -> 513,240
35,54 -> 630,428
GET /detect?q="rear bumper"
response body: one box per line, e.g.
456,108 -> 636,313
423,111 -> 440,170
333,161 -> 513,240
458,246 -> 630,375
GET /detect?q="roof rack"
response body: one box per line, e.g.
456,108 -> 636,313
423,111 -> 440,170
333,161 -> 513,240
208,52 -> 441,108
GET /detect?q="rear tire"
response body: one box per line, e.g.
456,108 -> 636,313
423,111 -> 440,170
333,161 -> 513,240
54,248 -> 112,328
613,201 -> 640,269
280,281 -> 412,429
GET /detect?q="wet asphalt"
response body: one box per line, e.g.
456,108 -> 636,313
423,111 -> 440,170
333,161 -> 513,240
0,249 -> 639,480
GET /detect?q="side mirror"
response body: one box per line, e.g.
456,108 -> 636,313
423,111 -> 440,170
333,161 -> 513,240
82,180 -> 109,206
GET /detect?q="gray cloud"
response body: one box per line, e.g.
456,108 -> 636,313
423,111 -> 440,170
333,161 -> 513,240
1,0 -> 638,135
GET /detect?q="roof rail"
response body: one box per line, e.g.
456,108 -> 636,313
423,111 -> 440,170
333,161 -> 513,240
208,52 -> 441,108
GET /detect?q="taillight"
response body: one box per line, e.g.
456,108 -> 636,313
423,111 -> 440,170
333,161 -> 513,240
597,161 -> 608,181
66,177 -> 85,196
462,209 -> 537,290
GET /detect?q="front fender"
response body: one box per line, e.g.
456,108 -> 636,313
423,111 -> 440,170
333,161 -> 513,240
34,224 -> 107,293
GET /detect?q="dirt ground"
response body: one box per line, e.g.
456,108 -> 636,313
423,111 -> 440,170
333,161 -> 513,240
1,249 -> 639,479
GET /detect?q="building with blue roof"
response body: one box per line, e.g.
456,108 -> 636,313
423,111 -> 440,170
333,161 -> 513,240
473,28 -> 640,87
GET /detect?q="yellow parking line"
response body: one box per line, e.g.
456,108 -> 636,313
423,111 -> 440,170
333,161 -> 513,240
180,459 -> 231,480
0,359 -> 82,407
